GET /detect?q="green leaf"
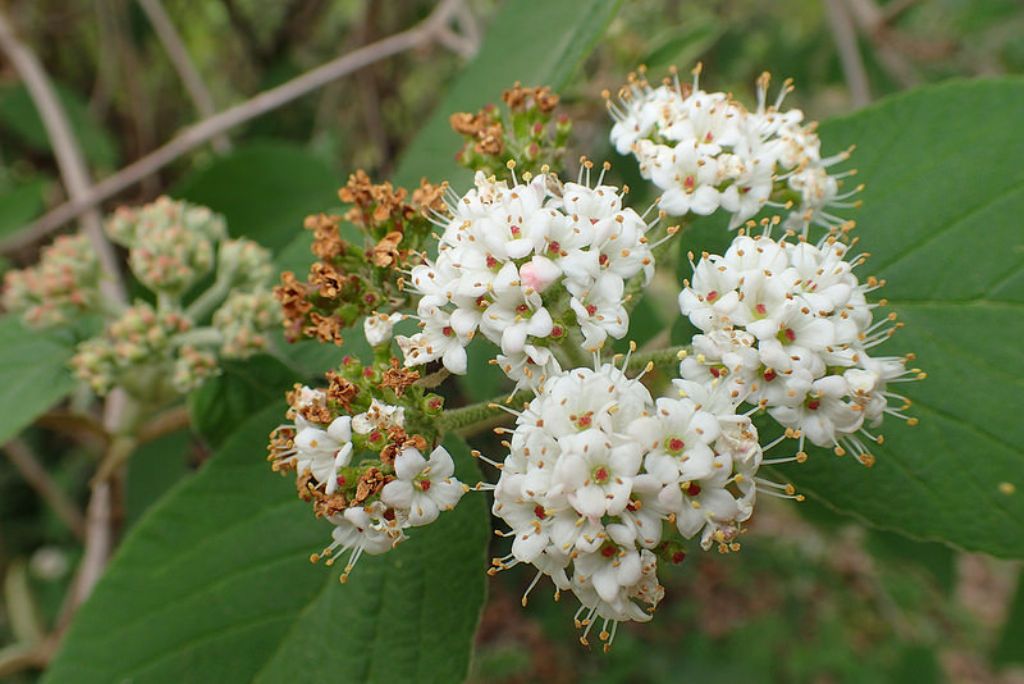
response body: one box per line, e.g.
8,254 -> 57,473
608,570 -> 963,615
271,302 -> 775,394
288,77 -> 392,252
45,407 -> 489,683
123,429 -> 193,528
187,355 -> 295,450
172,142 -> 339,252
0,316 -> 75,445
392,0 -> 624,188
0,83 -> 118,169
0,177 -> 48,238
768,79 -> 1024,558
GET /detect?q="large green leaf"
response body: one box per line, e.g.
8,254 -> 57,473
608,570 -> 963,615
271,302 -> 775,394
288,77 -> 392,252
764,79 -> 1024,558
187,355 -> 296,450
44,407 -> 489,683
172,142 -> 340,252
0,177 -> 48,239
0,316 -> 75,445
393,0 -> 623,188
0,83 -> 118,170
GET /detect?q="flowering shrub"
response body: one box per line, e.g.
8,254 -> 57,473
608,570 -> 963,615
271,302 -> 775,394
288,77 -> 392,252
3,7 -> 1020,681
248,66 -> 931,651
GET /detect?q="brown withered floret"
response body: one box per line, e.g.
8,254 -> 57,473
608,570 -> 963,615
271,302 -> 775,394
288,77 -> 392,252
379,359 -> 419,397
379,428 -> 427,467
304,213 -> 346,261
309,262 -> 344,299
325,370 -> 359,411
369,182 -> 410,224
275,271 -> 313,341
338,169 -> 376,208
296,470 -> 317,502
304,311 -> 344,346
476,124 -> 505,156
412,178 -> 449,216
371,231 -> 404,268
533,86 -> 559,113
312,493 -> 348,518
449,111 -> 487,136
353,467 -> 391,504
295,393 -> 333,426
502,83 -> 560,113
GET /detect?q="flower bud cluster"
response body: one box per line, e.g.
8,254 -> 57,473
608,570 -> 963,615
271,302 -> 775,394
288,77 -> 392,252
451,83 -> 572,174
3,234 -> 102,327
212,290 -> 280,359
106,195 -> 227,295
400,166 -> 671,392
70,303 -> 214,397
487,359 -> 767,649
678,231 -> 923,464
608,66 -> 860,234
268,356 -> 462,582
28,197 -> 282,401
275,172 -> 447,347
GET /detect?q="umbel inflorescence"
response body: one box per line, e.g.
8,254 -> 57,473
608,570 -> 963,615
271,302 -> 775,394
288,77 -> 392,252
266,68 -> 923,651
4,196 -> 281,403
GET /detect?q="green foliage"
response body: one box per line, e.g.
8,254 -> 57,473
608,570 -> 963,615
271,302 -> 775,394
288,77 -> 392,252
173,142 -> 340,252
669,79 -> 1024,559
0,316 -> 74,446
43,408 -> 489,684
392,0 -> 624,189
187,355 -> 295,450
773,79 -> 1024,559
0,83 -> 118,170
0,177 -> 47,238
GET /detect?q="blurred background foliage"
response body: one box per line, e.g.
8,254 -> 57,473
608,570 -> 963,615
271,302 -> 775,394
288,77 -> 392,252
0,1 -> 1022,682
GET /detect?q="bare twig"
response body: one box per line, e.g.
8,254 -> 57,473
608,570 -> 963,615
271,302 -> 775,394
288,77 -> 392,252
136,405 -> 191,444
844,0 -> 920,88
825,0 -> 871,107
0,10 -> 127,305
3,439 -> 86,540
2,0 -> 468,252
137,0 -> 231,153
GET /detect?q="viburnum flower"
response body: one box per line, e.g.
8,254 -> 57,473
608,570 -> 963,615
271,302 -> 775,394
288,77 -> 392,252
484,355 -> 785,648
268,360 -> 464,583
607,66 -> 861,234
678,230 -> 923,463
400,164 -> 673,384
381,445 -> 464,526
363,312 -> 404,347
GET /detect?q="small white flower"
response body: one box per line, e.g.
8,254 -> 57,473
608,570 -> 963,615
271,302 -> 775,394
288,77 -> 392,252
351,399 -> 405,435
381,445 -> 465,526
363,312 -> 404,347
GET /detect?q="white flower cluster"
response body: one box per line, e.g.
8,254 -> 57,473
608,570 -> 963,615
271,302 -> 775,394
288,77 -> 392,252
608,67 -> 859,233
678,232 -> 922,464
398,168 -> 665,392
487,361 -> 764,648
275,388 -> 465,582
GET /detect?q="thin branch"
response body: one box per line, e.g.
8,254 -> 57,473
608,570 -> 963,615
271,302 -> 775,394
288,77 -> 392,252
2,0 -> 467,253
844,0 -> 920,88
825,0 -> 871,108
136,405 -> 191,444
60,388 -> 135,625
3,439 -> 86,541
137,0 -> 231,153
0,10 -> 127,305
